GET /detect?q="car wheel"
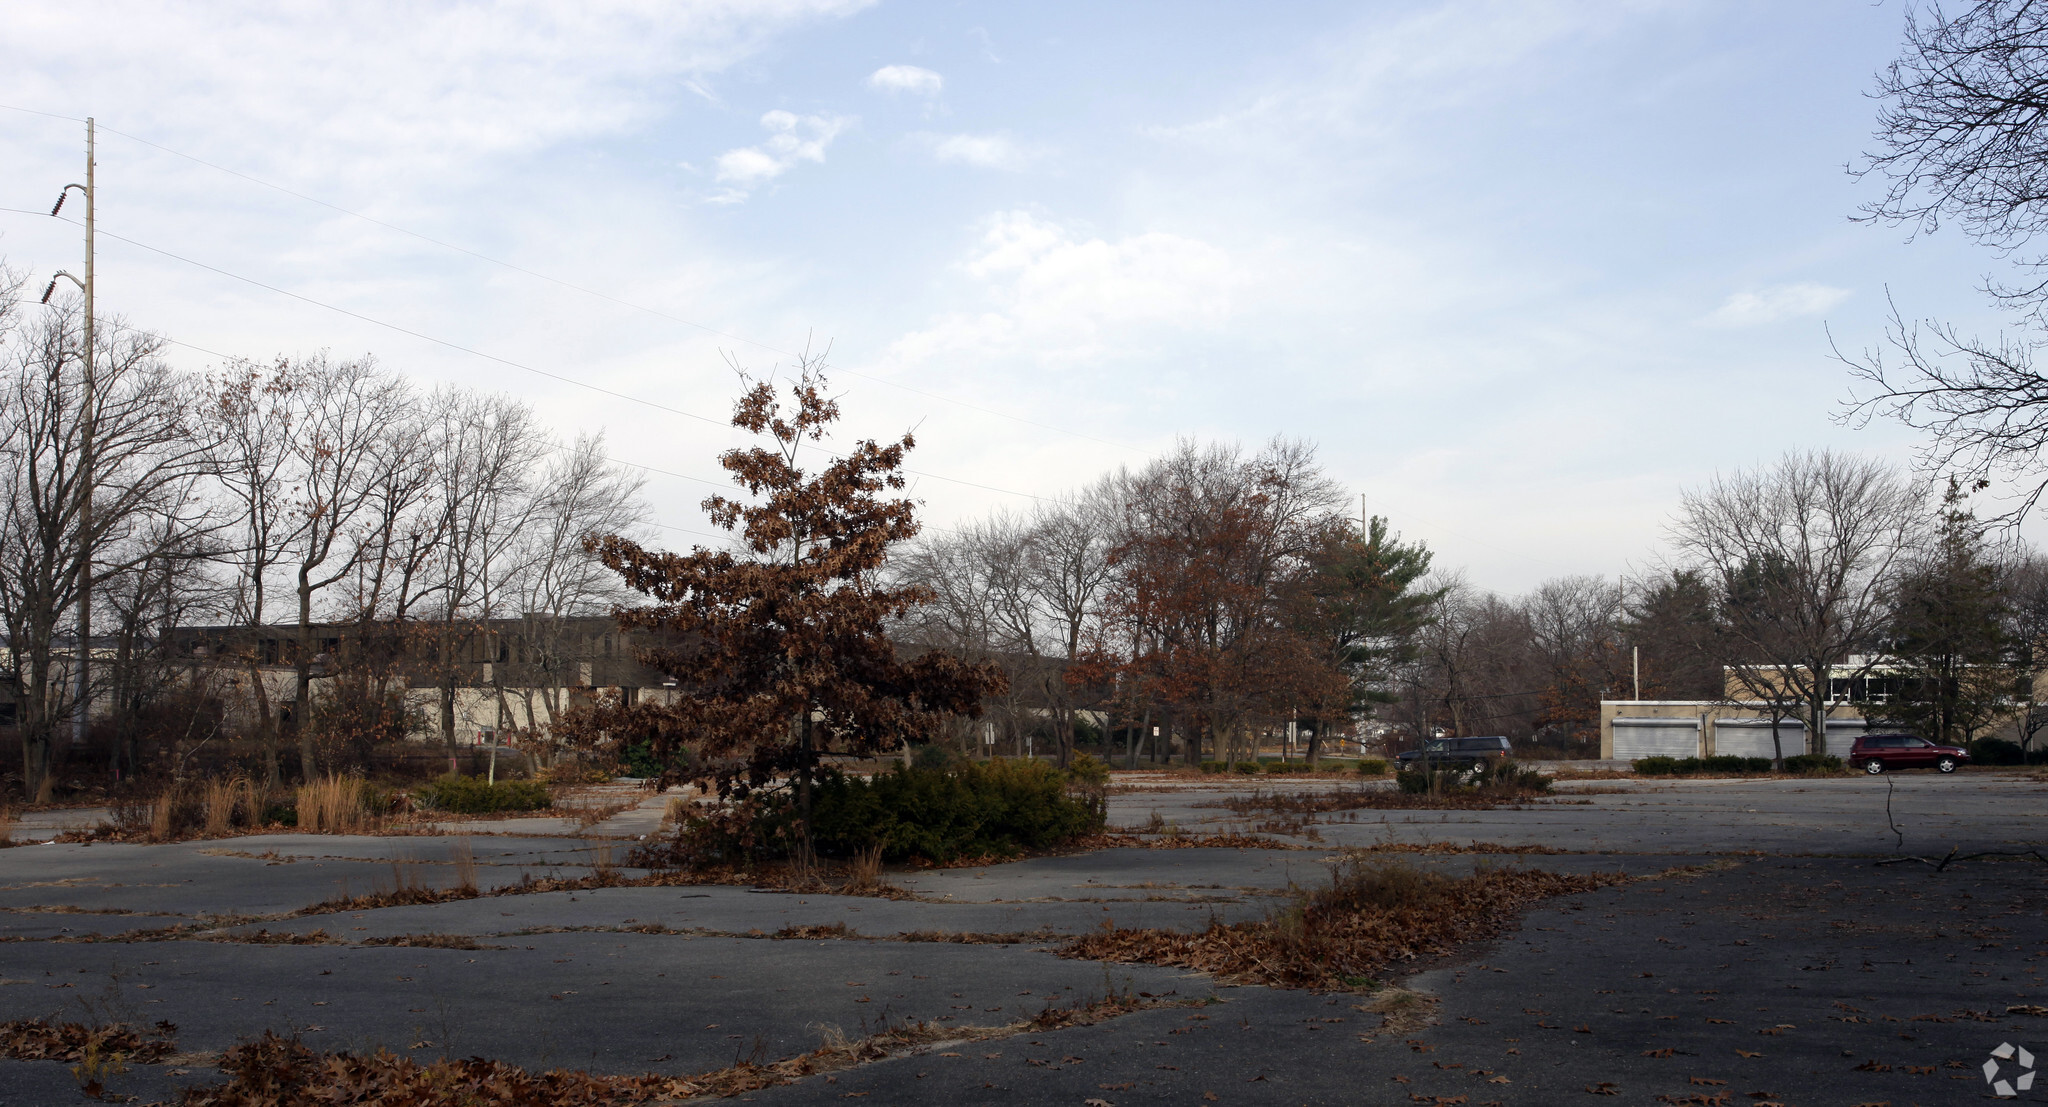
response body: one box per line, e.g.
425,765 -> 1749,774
1937,756 -> 1958,773
1863,760 -> 1885,775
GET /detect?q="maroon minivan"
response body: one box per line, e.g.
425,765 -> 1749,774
1848,733 -> 1969,774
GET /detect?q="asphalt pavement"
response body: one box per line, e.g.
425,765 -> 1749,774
1,770 -> 2043,1105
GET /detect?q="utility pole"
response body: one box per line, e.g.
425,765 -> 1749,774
44,119 -> 95,753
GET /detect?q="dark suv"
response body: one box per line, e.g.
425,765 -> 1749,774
1397,736 -> 1512,771
1848,733 -> 1969,775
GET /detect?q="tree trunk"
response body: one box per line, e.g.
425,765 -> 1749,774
797,709 -> 815,865
440,678 -> 457,772
246,660 -> 280,788
295,583 -> 318,780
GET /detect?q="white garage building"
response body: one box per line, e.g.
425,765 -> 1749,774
1600,700 -> 1867,761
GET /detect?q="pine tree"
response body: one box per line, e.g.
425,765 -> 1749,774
1869,480 -> 2009,745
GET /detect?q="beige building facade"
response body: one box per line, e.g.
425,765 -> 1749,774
1597,699 -> 1868,760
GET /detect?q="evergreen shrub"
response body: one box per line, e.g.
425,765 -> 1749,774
414,777 -> 553,814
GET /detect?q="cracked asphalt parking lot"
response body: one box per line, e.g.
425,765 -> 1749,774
2,771 -> 2044,1105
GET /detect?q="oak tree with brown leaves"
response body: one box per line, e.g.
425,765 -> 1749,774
577,362 -> 1004,858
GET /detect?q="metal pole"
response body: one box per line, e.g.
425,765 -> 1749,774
1632,645 -> 1640,702
72,118 -> 96,751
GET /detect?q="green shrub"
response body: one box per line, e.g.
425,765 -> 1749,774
1199,760 -> 1227,774
413,776 -> 553,814
808,757 -> 1103,862
1782,754 -> 1842,774
1633,756 -> 1678,775
1354,758 -> 1388,776
1396,768 -> 1453,794
1320,761 -> 1351,773
1265,760 -> 1295,774
1970,737 -> 2025,765
1232,760 -> 1263,775
1473,759 -> 1551,792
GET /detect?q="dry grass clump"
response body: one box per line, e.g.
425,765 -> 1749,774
203,777 -> 260,838
843,843 -> 888,894
295,775 -> 375,833
0,807 -> 13,847
1064,856 -> 1626,990
0,1017 -> 180,1064
451,836 -> 479,893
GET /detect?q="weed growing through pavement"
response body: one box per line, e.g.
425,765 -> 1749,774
1063,855 -> 1627,990
451,837 -> 478,894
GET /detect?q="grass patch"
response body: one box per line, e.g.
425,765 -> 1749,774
1062,856 -> 1626,990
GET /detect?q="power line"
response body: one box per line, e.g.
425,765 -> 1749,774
0,101 -> 1143,456
64,315 -> 738,546
0,205 -> 1050,503
76,298 -> 990,549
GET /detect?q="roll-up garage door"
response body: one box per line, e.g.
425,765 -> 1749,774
1612,718 -> 1701,760
1711,718 -> 1807,759
1821,720 -> 1864,758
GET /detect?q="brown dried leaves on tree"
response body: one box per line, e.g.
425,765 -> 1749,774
571,364 -> 1004,843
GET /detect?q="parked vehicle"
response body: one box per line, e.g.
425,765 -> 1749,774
1396,736 -> 1512,771
1848,733 -> 1969,775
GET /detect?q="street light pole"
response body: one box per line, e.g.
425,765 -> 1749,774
44,119 -> 95,753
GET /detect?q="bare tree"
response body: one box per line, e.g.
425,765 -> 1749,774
1670,451 -> 1927,758
0,299 -> 219,800
2002,550 -> 2048,757
275,356 -> 419,779
500,434 -> 650,744
1859,1 -> 2048,320
420,389 -> 547,758
1524,575 -> 1627,750
1845,4 -> 2048,522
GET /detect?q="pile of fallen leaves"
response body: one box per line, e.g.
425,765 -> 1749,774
174,991 -> 1177,1106
1201,786 -> 1550,816
1356,841 -> 1566,855
1063,857 -> 1626,990
1077,830 -> 1307,851
176,1032 -> 701,1106
0,1017 -> 180,1063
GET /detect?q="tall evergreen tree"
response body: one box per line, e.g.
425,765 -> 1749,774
1868,480 -> 2010,745
1288,516 -> 1440,763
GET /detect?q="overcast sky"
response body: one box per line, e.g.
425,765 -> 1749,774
1,1 -> 2029,592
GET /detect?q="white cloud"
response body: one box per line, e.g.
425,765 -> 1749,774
1,1 -> 873,192
866,64 -> 943,97
915,132 -> 1040,170
711,110 -> 854,197
1703,282 -> 1852,328
872,211 -> 1239,374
